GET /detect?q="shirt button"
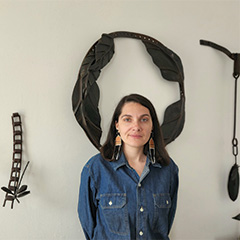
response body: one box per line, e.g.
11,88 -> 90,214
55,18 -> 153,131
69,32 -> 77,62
139,231 -> 143,236
108,201 -> 112,206
140,207 -> 144,212
138,183 -> 141,187
166,200 -> 169,204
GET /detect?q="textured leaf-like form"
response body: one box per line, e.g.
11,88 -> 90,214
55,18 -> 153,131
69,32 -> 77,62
142,40 -> 185,144
72,33 -> 115,150
72,34 -> 115,150
161,97 -> 185,145
72,49 -> 99,112
76,83 -> 102,149
232,213 -> 240,221
17,185 -> 28,194
81,50 -> 100,89
143,41 -> 184,83
17,191 -> 30,198
1,186 -> 13,195
91,34 -> 114,71
228,163 -> 239,201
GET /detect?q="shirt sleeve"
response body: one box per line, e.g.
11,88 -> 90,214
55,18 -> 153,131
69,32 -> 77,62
168,163 -> 179,233
78,165 -> 97,240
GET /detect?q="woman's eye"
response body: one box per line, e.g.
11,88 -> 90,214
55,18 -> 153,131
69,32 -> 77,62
141,118 -> 149,122
123,118 -> 131,122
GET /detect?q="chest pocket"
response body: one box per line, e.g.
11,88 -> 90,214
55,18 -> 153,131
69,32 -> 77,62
153,193 -> 171,208
99,193 -> 129,235
152,193 -> 171,233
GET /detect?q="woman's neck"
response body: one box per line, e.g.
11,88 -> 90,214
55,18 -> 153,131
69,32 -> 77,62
123,145 -> 147,176
123,145 -> 145,162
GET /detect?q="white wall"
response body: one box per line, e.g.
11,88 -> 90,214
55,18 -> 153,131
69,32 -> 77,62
0,0 -> 239,239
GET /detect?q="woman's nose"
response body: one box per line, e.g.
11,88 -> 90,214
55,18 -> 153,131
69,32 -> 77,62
132,121 -> 141,131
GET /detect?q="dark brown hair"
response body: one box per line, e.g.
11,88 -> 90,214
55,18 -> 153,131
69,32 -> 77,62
100,94 -> 170,166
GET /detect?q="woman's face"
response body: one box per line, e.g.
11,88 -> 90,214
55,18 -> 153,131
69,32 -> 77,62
115,102 -> 153,151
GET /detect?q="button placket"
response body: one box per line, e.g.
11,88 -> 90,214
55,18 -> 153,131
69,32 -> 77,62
136,181 -> 145,239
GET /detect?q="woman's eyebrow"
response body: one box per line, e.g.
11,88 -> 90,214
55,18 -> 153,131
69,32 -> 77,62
121,114 -> 150,119
121,114 -> 132,119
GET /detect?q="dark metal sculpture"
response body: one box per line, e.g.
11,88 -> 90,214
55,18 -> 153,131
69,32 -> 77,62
200,40 -> 240,220
1,113 -> 30,209
233,213 -> 240,221
72,31 -> 186,150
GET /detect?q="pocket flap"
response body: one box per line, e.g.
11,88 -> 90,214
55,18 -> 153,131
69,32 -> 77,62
100,193 -> 126,209
153,193 -> 171,208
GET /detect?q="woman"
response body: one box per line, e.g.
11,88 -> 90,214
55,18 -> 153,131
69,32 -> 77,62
78,94 -> 179,240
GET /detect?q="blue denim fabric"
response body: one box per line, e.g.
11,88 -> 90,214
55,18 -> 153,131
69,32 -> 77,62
78,153 -> 179,240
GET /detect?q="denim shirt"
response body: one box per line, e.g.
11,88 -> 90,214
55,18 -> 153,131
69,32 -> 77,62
78,153 -> 179,240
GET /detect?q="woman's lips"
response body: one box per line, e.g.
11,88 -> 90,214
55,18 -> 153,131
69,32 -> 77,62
129,134 -> 142,138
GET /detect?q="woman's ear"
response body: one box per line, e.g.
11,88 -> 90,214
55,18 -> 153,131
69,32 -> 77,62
115,121 -> 119,131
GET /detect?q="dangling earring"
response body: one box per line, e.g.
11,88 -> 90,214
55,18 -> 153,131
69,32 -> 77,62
149,133 -> 156,164
113,132 -> 122,160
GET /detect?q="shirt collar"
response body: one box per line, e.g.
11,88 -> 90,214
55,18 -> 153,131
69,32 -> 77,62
112,152 -> 162,171
112,153 -> 128,171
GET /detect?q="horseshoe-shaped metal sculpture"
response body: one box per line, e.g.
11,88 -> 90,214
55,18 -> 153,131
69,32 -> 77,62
72,31 -> 186,150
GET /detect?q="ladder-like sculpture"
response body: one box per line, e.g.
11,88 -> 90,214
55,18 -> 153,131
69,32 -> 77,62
2,113 -> 30,209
